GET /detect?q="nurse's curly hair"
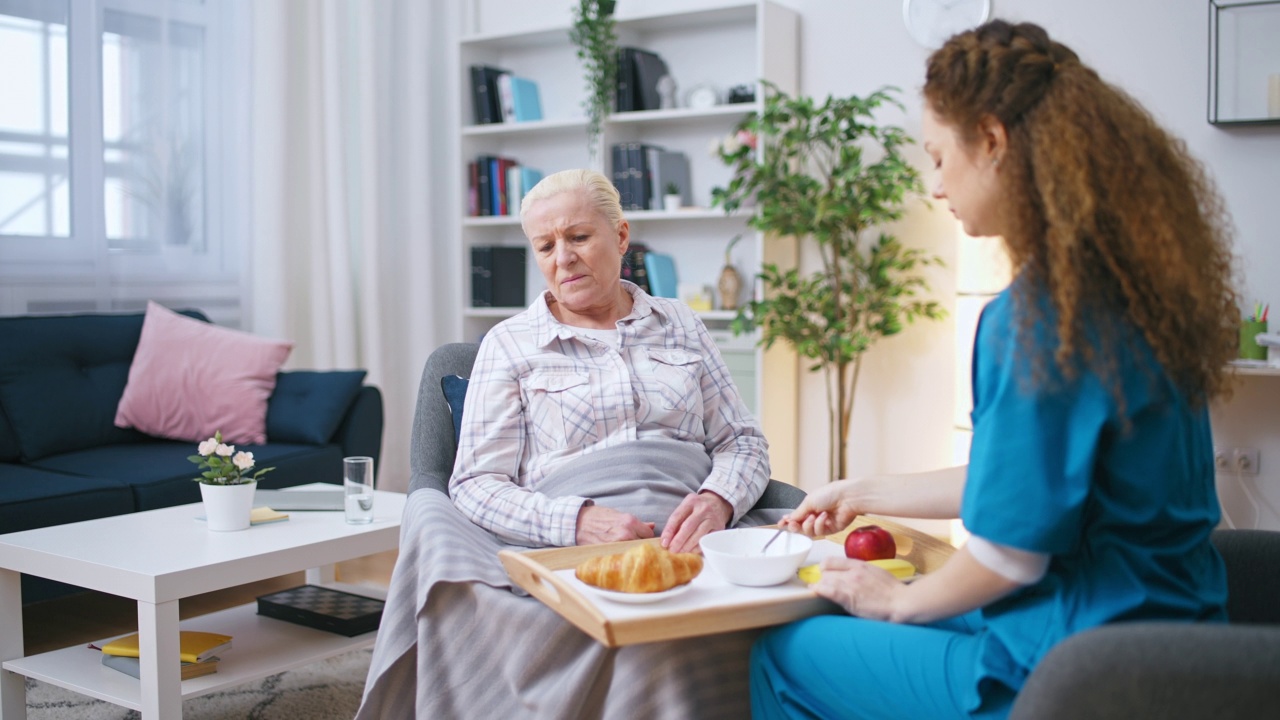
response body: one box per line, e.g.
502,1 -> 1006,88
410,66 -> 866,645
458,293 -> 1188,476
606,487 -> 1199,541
924,20 -> 1240,406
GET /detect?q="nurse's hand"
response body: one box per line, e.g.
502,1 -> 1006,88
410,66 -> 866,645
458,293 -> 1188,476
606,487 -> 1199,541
661,491 -> 733,554
810,556 -> 907,622
778,479 -> 863,537
576,505 -> 656,545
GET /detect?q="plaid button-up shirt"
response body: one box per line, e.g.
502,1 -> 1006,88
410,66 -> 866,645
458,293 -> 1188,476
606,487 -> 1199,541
449,282 -> 770,547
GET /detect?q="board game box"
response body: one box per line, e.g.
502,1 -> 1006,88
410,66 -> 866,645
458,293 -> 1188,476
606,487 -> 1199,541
256,585 -> 384,637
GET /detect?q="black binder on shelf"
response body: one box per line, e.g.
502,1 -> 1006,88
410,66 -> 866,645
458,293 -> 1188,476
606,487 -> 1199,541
630,48 -> 669,111
469,65 -> 508,125
615,48 -> 636,112
472,246 -> 527,307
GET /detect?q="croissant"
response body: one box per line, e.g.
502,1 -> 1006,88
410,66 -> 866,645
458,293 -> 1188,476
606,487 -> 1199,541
575,542 -> 703,593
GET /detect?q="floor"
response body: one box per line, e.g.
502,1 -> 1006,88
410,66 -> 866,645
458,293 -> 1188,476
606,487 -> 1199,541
21,549 -> 398,657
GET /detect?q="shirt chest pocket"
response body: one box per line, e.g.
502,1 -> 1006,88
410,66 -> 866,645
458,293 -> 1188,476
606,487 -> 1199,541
647,348 -> 704,415
523,371 -> 599,450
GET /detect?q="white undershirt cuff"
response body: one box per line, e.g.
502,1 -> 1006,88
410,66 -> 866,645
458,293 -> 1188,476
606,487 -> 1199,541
967,535 -> 1050,585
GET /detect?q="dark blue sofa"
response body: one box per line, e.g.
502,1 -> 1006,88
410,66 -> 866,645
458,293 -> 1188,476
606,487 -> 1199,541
0,310 -> 384,603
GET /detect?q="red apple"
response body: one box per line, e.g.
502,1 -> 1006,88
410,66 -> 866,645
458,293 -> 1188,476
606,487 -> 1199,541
844,525 -> 896,561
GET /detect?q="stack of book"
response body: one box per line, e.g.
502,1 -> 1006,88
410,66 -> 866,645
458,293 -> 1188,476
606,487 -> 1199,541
615,47 -> 669,113
610,144 -> 691,212
471,246 -> 527,308
98,630 -> 231,681
468,155 -> 543,217
469,65 -> 543,125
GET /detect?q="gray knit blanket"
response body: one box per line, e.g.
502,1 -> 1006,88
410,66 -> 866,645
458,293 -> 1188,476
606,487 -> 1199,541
355,438 -> 784,719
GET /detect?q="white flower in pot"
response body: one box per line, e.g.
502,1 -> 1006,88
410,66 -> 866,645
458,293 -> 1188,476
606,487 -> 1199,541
190,431 -> 275,531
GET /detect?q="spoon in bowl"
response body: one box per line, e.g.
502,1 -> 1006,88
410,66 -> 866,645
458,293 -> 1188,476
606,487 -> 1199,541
760,527 -> 788,554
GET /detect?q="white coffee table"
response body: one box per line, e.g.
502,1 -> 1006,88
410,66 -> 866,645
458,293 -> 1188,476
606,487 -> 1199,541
0,488 -> 406,719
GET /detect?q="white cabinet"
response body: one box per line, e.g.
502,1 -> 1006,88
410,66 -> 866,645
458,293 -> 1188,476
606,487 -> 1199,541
456,1 -> 798,422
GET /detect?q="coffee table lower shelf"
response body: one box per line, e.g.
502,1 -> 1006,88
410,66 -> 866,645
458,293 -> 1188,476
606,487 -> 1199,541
2,582 -> 383,711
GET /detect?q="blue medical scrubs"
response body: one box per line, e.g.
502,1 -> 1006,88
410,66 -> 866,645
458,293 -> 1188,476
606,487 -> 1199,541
751,287 -> 1227,719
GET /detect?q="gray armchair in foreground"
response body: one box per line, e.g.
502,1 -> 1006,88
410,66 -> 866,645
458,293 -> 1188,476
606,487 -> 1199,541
1010,528 -> 1280,719
408,342 -> 806,512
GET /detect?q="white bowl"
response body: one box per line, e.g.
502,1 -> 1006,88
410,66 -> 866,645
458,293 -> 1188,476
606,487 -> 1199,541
699,528 -> 814,587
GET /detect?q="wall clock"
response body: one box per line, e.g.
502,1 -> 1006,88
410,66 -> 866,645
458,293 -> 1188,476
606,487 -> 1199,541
903,0 -> 992,49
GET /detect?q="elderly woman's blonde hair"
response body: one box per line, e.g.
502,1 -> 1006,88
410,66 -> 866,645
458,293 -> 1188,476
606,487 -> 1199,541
519,169 -> 624,231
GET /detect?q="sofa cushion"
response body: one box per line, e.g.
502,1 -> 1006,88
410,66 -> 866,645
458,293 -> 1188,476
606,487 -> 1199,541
0,312 -> 206,461
0,464 -> 135,534
30,441 -> 344,511
115,301 -> 293,445
0,405 -> 20,462
266,370 -> 367,445
441,375 -> 469,445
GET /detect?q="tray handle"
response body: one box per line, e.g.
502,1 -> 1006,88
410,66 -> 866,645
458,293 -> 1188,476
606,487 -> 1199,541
498,549 -> 614,645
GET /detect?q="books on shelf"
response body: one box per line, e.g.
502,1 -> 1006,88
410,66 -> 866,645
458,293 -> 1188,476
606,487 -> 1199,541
615,47 -> 669,112
101,631 -> 232,664
644,251 -> 678,298
471,246 -> 528,308
646,148 -> 692,210
468,64 -> 509,125
496,74 -> 543,123
257,585 -> 385,638
468,155 -> 541,217
622,243 -> 651,294
100,652 -> 219,681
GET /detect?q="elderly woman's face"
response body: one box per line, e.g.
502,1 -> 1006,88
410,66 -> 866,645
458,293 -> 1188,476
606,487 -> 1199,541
523,189 -> 629,318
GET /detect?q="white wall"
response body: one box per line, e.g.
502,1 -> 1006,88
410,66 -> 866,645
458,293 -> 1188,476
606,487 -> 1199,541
462,1 -> 1280,528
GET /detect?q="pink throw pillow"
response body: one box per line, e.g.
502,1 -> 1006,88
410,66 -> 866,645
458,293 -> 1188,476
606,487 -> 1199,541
114,301 -> 294,445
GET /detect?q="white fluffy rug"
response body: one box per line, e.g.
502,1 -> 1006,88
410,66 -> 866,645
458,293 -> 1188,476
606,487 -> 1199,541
24,648 -> 371,719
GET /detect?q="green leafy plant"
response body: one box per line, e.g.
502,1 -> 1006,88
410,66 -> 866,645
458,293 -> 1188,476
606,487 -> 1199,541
712,82 -> 945,480
664,181 -> 681,196
189,431 -> 276,486
569,0 -> 618,163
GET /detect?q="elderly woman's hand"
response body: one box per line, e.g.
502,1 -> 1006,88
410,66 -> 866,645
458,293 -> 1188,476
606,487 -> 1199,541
661,491 -> 733,554
575,505 -> 656,545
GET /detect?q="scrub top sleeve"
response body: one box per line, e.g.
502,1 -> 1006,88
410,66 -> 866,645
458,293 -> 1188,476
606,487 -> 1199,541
961,294 -> 1110,556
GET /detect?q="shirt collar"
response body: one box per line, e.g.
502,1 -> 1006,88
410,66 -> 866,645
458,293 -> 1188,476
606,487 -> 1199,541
530,281 -> 666,348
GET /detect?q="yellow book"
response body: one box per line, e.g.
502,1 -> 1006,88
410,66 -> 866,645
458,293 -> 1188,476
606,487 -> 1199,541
101,631 -> 232,664
250,506 -> 289,524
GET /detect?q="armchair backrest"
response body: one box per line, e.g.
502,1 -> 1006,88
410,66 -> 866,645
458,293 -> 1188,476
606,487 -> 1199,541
410,342 -> 479,495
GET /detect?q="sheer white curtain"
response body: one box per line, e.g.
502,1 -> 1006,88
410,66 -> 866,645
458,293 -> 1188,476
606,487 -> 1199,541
250,0 -> 459,492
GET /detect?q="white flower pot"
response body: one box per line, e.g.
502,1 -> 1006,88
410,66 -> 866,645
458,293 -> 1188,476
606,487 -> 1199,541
200,481 -> 257,532
663,194 -> 682,212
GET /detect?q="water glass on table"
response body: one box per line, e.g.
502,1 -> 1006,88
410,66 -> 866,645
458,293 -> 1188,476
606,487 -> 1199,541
344,456 -> 375,524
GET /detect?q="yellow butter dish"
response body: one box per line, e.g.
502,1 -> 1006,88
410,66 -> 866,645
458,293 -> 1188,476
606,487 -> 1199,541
797,558 -> 916,584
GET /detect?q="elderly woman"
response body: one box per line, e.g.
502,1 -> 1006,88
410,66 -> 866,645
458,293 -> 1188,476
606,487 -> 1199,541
356,169 -> 782,719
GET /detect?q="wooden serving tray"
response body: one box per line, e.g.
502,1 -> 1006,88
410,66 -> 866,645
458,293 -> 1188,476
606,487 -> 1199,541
498,516 -> 955,648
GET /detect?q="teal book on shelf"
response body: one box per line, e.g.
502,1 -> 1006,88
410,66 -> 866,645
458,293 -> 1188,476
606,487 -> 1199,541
497,74 -> 543,122
644,251 -> 678,298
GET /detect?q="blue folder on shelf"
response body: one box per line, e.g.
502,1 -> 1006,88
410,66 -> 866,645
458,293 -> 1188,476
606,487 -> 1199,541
644,251 -> 678,298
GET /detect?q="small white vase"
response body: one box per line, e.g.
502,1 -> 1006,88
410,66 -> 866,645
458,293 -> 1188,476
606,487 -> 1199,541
663,194 -> 682,212
200,481 -> 257,532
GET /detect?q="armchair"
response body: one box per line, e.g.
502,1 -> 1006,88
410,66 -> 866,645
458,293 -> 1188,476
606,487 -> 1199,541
1010,528 -> 1280,718
409,342 -> 806,513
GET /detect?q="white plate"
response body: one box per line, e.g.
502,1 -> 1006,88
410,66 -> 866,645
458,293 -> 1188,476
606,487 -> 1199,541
580,582 -> 693,605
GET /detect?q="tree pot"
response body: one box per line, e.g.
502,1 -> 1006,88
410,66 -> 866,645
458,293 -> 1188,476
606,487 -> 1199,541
200,481 -> 257,532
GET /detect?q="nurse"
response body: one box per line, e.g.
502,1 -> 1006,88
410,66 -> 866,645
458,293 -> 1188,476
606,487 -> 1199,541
750,19 -> 1240,720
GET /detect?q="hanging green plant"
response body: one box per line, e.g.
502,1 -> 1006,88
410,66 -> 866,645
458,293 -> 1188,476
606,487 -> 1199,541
712,82 -> 946,480
569,0 -> 618,164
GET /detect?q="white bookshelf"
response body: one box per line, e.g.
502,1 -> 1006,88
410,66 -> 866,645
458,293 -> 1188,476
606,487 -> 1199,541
456,1 -> 799,427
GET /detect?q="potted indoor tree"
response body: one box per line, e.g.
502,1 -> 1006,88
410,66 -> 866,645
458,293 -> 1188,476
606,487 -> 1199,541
569,0 -> 618,165
190,431 -> 275,531
712,82 -> 945,480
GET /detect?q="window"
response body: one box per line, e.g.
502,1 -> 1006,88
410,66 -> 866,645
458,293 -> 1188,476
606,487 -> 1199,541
0,0 -> 248,324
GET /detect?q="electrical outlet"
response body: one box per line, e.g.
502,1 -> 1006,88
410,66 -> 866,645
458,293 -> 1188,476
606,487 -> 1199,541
1214,449 -> 1230,471
1232,447 -> 1260,475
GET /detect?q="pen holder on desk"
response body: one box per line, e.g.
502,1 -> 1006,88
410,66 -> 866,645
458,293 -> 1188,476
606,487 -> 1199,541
1239,319 -> 1268,360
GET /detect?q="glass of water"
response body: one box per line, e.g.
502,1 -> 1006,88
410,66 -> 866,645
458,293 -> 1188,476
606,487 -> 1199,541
343,456 -> 375,524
